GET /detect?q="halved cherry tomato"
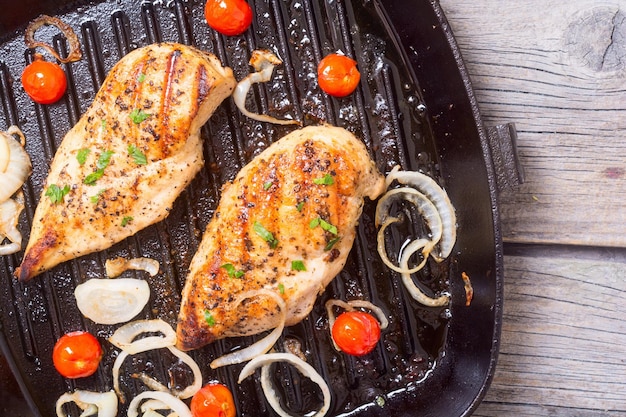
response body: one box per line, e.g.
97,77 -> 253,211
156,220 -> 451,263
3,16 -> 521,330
204,0 -> 253,36
52,331 -> 102,379
317,53 -> 361,97
190,383 -> 236,417
331,311 -> 381,356
21,59 -> 67,104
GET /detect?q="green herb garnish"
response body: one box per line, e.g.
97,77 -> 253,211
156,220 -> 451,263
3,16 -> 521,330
313,173 -> 334,185
90,189 -> 106,204
128,144 -> 147,165
309,217 -> 338,235
84,170 -> 104,185
291,260 -> 306,271
130,109 -> 150,124
263,181 -> 273,190
296,201 -> 305,212
204,310 -> 216,327
253,221 -> 278,249
221,263 -> 244,279
324,236 -> 341,251
76,148 -> 91,165
137,73 -> 146,83
278,283 -> 285,294
121,216 -> 133,227
84,150 -> 114,185
45,184 -> 70,204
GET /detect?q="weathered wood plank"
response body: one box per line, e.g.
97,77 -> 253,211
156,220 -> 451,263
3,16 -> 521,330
439,0 -> 626,247
474,251 -> 626,416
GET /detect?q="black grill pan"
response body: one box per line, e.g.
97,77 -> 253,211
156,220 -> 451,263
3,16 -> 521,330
0,1 -> 503,416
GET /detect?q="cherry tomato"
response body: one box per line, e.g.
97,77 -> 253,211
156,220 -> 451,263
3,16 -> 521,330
331,311 -> 381,356
52,331 -> 102,379
190,383 -> 236,417
21,59 -> 67,104
204,0 -> 253,36
317,53 -> 361,97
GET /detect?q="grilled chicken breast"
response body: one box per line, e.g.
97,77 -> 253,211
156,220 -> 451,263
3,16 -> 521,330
16,43 -> 235,281
176,125 -> 385,351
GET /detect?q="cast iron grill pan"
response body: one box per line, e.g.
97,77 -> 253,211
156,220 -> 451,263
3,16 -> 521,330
0,0 -> 503,416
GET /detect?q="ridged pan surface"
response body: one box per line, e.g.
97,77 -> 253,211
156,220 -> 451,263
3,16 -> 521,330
0,0 -> 502,416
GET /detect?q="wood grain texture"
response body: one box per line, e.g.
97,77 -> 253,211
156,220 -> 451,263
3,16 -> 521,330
473,251 -> 626,416
439,0 -> 626,247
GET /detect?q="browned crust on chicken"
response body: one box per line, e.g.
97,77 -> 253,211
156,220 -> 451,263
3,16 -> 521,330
16,43 -> 235,281
176,125 -> 385,351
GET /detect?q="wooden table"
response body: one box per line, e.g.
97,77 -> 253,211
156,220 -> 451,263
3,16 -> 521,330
438,0 -> 626,415
2,1 -> 625,416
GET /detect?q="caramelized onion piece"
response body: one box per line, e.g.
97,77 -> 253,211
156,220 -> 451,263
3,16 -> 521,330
74,278 -> 150,325
105,257 -> 160,277
233,49 -> 300,125
56,390 -> 118,417
127,391 -> 192,417
239,353 -> 331,417
25,15 -> 82,63
210,289 -> 287,368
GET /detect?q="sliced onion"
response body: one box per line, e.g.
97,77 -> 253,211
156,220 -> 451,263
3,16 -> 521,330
385,166 -> 457,261
239,353 -> 331,417
56,390 -> 118,417
127,391 -> 192,417
109,319 -> 176,354
105,256 -> 160,277
74,278 -> 150,325
399,239 -> 450,307
25,15 -> 82,64
0,196 -> 25,255
0,127 -> 31,204
376,216 -> 430,275
233,49 -> 300,125
210,289 -> 286,369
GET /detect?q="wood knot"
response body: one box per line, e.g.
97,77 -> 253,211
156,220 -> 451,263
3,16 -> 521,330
564,6 -> 626,72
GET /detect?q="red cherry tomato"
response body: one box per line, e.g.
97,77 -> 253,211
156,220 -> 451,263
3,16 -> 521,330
317,53 -> 361,97
204,0 -> 253,36
21,59 -> 67,104
52,331 -> 102,379
331,311 -> 381,356
190,383 -> 236,417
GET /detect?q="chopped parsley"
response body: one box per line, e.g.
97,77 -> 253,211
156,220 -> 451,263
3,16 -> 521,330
130,109 -> 150,124
121,216 -> 133,227
309,217 -> 338,235
221,263 -> 244,279
296,201 -> 305,212
278,283 -> 285,294
253,221 -> 278,249
76,148 -> 91,165
137,73 -> 146,83
263,181 -> 273,190
90,189 -> 106,204
84,150 -> 114,185
291,260 -> 306,271
203,310 -> 216,327
45,184 -> 70,204
325,236 -> 341,251
313,173 -> 334,185
128,144 -> 147,165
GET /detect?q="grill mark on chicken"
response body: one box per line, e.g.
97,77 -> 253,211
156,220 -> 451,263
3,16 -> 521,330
176,125 -> 385,351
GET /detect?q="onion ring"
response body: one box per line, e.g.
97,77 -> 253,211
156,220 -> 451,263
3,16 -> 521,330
108,319 -> 176,355
127,391 -> 192,417
25,15 -> 82,63
56,390 -> 118,417
74,278 -> 150,325
233,49 -> 300,125
399,239 -> 450,307
239,353 -> 331,417
0,193 -> 25,256
105,256 -> 160,277
385,166 -> 457,261
210,289 -> 286,369
376,215 -> 432,275
0,127 -> 31,203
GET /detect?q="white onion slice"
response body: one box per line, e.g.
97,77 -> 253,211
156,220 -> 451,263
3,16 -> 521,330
106,257 -> 160,277
233,49 -> 300,125
74,278 -> 150,325
0,196 -> 25,255
210,289 -> 286,369
127,391 -> 192,417
56,390 -> 118,417
109,319 -> 176,354
376,216 -> 430,275
385,166 -> 457,260
0,126 -> 31,204
239,353 -> 331,417
399,239 -> 450,307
